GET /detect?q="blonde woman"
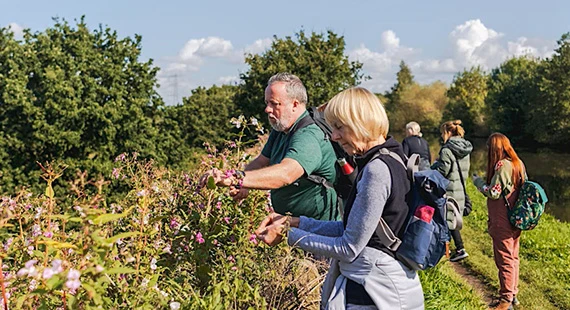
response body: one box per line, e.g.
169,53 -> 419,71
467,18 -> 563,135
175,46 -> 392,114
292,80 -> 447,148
402,121 -> 431,170
431,120 -> 472,262
255,87 -> 424,309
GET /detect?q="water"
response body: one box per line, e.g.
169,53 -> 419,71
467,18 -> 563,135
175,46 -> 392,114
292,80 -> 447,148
391,132 -> 570,222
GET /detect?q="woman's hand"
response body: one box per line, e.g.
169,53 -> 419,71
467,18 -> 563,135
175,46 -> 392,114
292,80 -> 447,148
471,173 -> 480,183
255,213 -> 290,246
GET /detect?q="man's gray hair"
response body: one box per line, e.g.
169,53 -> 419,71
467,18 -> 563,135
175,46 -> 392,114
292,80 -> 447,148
267,72 -> 308,105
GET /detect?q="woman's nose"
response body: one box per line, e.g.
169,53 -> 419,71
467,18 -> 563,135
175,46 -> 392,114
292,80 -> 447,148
331,130 -> 341,142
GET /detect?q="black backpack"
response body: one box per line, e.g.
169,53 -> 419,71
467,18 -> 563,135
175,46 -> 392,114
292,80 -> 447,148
288,107 -> 357,200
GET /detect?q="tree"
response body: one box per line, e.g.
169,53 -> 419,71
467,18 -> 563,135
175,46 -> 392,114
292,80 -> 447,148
385,61 -> 416,118
388,82 -> 448,134
166,85 -> 239,152
236,30 -> 366,126
528,33 -> 570,145
444,67 -> 489,136
390,61 -> 414,96
0,18 -> 171,190
486,56 -> 540,142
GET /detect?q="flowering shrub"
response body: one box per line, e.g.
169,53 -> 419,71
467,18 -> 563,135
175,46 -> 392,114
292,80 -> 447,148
0,117 -> 324,309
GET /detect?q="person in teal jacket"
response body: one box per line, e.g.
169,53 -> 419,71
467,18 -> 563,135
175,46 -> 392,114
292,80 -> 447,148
431,120 -> 473,262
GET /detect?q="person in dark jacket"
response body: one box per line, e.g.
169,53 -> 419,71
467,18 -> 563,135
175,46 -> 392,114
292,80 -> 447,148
255,87 -> 424,309
431,120 -> 473,262
402,121 -> 431,170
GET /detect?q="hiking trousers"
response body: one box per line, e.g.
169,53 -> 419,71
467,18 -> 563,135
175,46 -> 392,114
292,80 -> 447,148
487,192 -> 521,302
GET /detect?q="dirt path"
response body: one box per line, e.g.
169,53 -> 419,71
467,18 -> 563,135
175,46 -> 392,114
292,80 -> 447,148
449,261 -> 496,305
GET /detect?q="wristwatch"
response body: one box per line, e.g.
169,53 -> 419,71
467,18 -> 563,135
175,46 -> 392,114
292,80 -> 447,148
234,170 -> 246,179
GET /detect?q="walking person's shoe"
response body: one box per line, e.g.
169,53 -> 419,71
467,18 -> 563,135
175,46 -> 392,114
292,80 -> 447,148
449,248 -> 469,262
512,295 -> 520,306
489,297 -> 514,310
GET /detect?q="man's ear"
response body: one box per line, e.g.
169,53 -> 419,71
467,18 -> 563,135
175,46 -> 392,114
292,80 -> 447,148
292,99 -> 301,109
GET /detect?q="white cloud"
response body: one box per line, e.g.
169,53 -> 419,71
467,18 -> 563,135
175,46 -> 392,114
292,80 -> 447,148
6,22 -> 24,38
176,36 -> 233,69
244,38 -> 273,55
507,37 -> 555,59
352,20 -> 556,93
157,36 -> 272,104
217,75 -> 239,85
380,30 -> 400,51
449,19 -> 503,67
349,31 -> 418,93
157,21 -> 557,101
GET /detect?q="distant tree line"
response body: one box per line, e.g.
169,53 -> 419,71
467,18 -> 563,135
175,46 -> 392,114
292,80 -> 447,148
1,17 -> 568,192
386,34 -> 570,146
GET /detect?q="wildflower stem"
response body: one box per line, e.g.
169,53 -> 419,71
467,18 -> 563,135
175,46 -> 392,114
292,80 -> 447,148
0,258 -> 8,310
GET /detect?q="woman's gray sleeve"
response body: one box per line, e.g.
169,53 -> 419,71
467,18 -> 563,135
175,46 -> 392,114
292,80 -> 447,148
293,216 -> 344,237
287,160 -> 391,262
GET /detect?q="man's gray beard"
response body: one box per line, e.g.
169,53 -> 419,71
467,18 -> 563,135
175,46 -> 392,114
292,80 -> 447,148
269,118 -> 288,132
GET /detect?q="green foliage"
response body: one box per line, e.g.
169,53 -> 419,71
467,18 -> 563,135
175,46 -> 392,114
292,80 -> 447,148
444,67 -> 489,136
387,81 -> 448,134
236,29 -> 366,127
486,56 -> 540,142
528,33 -> 570,145
166,85 -> 239,152
0,18 -> 174,192
386,60 -> 415,107
0,121 -> 321,309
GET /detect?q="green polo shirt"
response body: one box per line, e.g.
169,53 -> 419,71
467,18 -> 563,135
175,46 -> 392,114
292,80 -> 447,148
261,111 -> 339,220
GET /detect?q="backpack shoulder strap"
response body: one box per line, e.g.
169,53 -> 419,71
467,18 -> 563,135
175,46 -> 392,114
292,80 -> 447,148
370,149 -> 419,252
288,113 -> 314,136
378,148 -> 419,182
289,111 -> 335,189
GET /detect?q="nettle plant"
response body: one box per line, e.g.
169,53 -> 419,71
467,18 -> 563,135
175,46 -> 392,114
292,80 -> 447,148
0,116 -> 323,310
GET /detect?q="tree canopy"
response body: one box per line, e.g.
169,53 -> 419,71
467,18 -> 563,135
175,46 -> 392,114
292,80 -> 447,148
236,30 -> 366,127
0,18 -> 169,190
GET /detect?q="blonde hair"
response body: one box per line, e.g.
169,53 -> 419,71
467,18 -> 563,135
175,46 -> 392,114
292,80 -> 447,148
440,120 -> 465,142
323,87 -> 389,142
406,121 -> 422,137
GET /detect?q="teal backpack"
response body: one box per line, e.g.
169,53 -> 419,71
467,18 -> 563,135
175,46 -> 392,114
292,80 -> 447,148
504,180 -> 548,230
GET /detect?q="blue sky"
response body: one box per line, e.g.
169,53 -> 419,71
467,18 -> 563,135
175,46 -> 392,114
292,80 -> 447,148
2,0 -> 569,105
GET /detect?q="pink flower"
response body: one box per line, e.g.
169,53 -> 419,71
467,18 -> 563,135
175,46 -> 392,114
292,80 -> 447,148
112,168 -> 120,179
249,234 -> 258,245
195,232 -> 205,244
115,153 -> 126,162
224,169 -> 235,178
223,217 -> 230,224
17,260 -> 38,278
43,231 -> 53,238
215,201 -> 222,210
170,218 -> 180,230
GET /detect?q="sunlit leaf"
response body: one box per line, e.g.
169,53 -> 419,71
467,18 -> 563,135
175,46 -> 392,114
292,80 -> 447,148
104,232 -> 141,245
104,267 -> 137,275
207,175 -> 216,189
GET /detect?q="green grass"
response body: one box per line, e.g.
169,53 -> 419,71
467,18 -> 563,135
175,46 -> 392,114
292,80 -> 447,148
420,263 -> 486,309
458,181 -> 570,310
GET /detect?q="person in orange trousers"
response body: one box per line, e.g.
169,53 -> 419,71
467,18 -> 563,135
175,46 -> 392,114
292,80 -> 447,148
473,133 -> 525,310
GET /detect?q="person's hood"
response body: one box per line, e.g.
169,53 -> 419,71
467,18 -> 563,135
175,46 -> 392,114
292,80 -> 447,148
444,136 -> 473,159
